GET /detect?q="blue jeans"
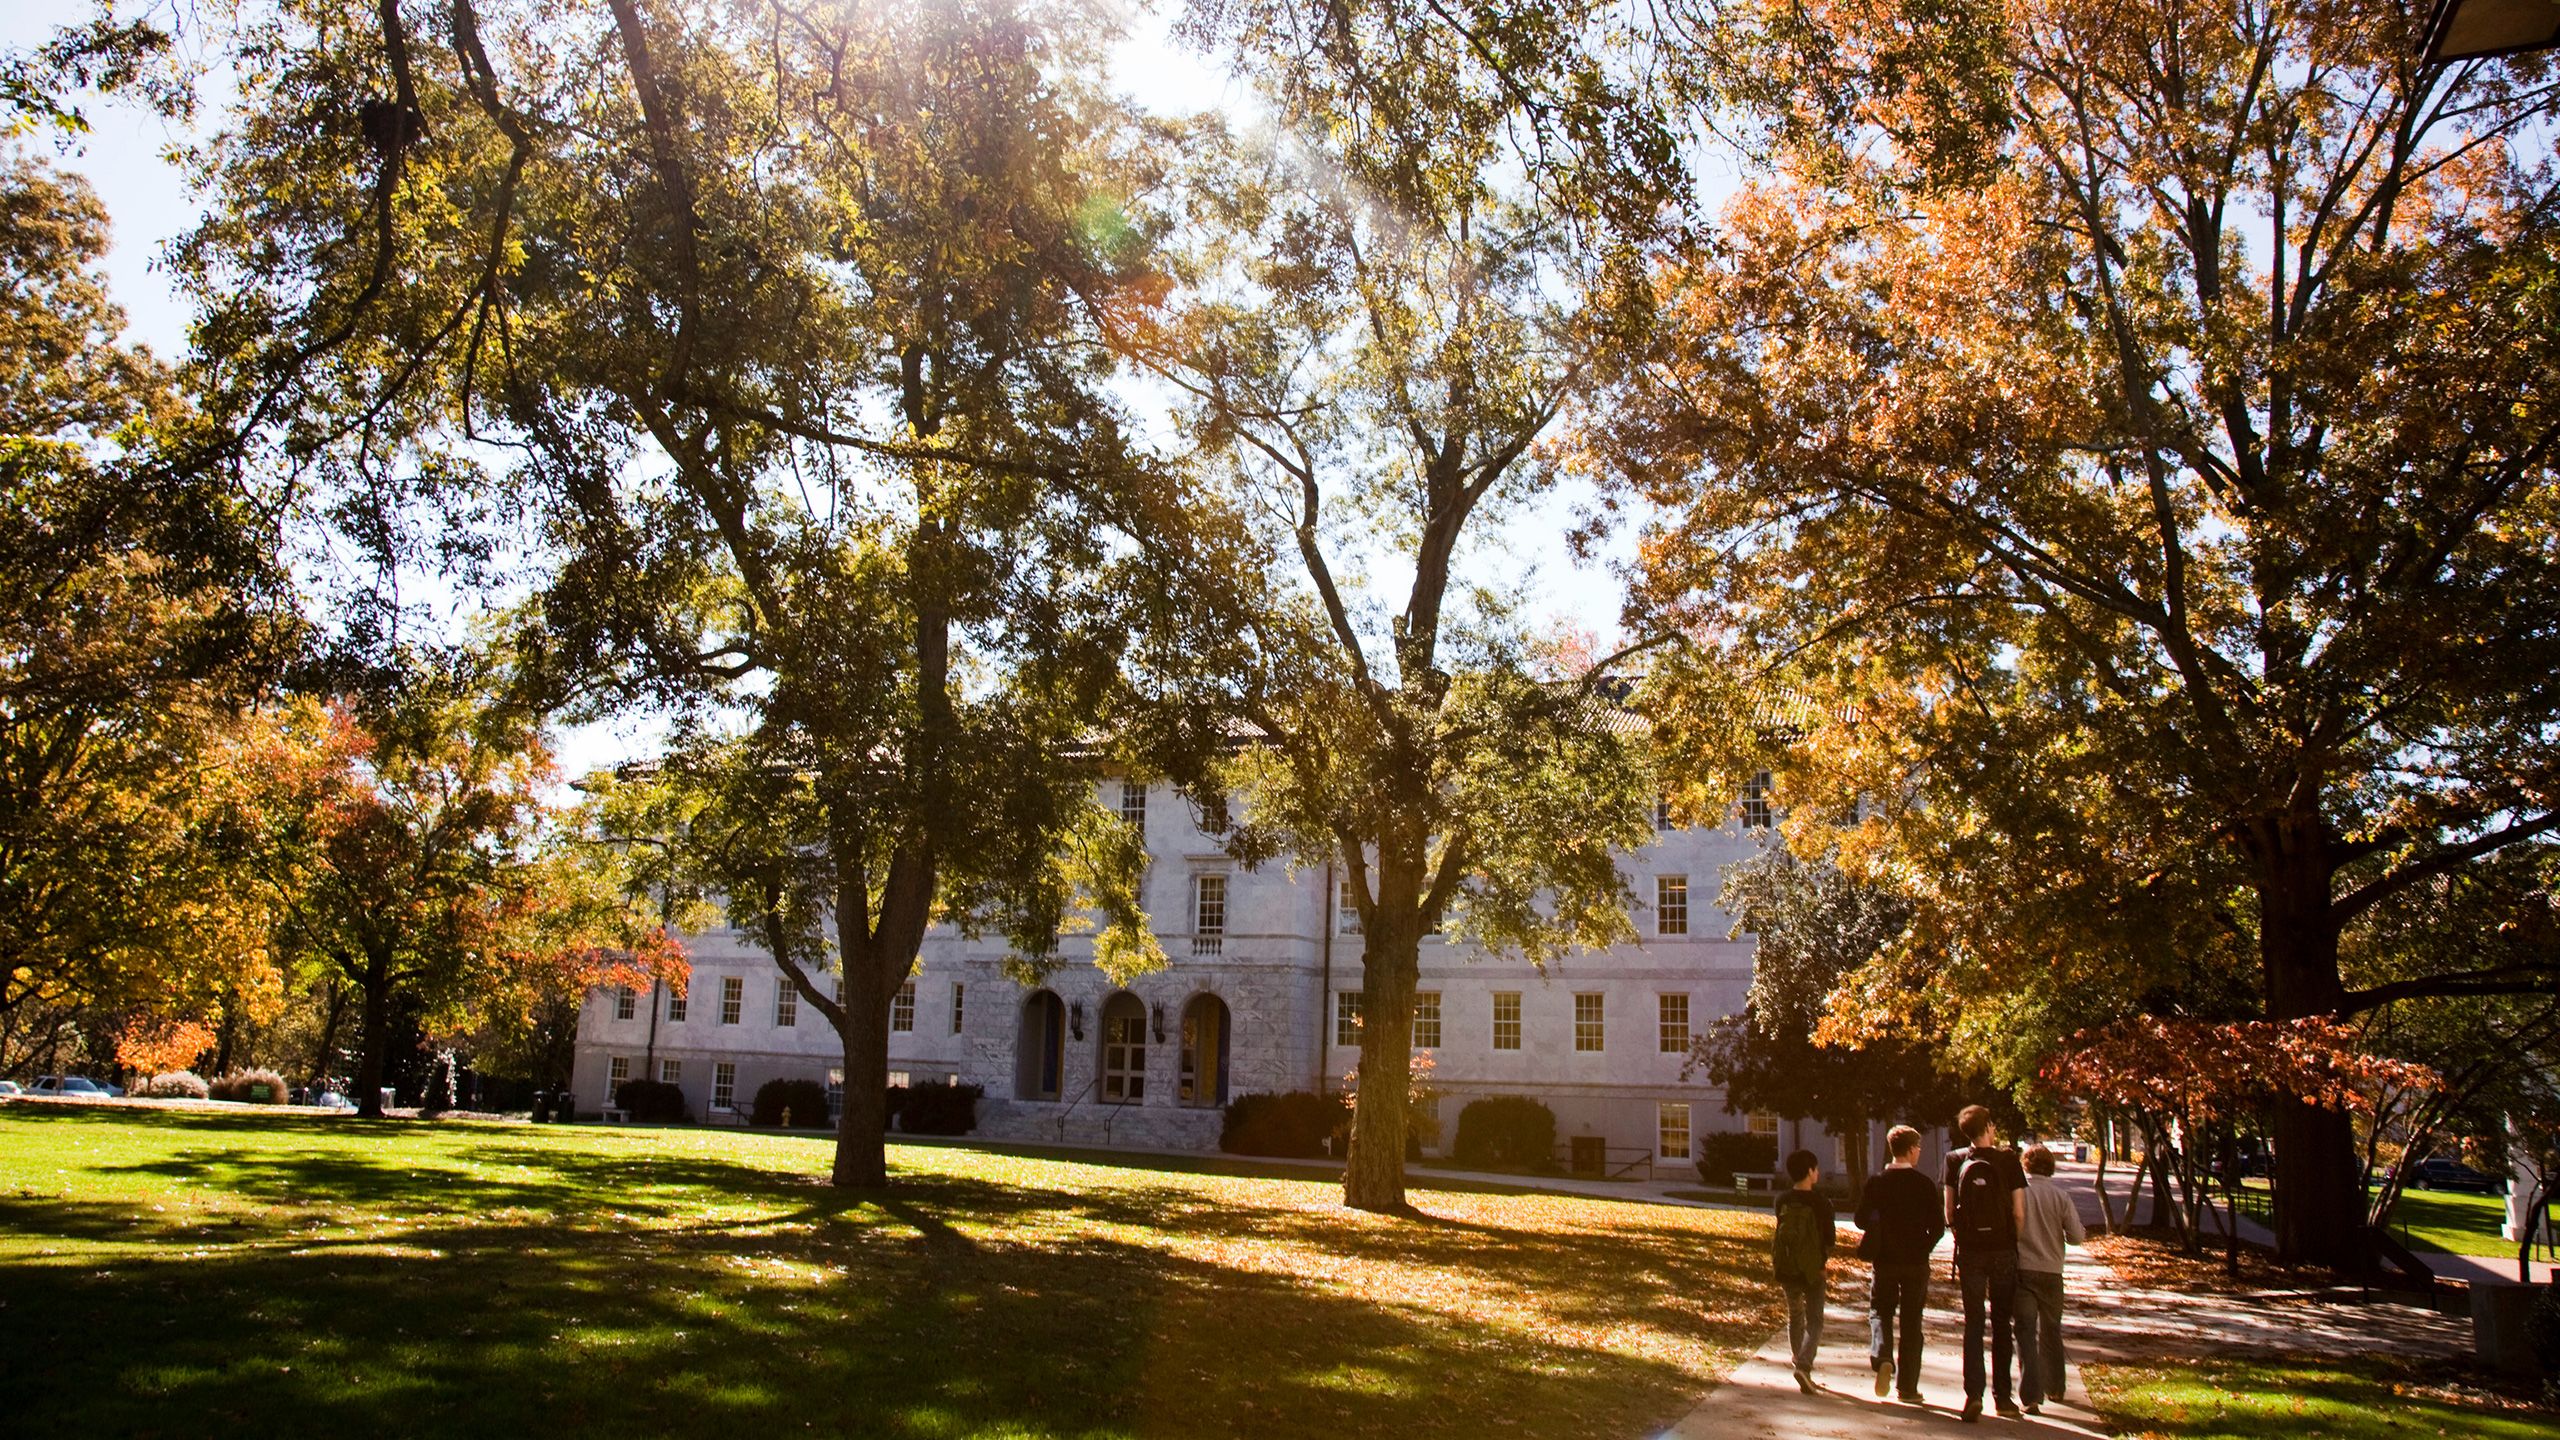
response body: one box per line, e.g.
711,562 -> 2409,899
1957,1247 -> 2018,1404
1867,1260 -> 1927,1391
2015,1268 -> 2067,1405
1782,1279 -> 1825,1375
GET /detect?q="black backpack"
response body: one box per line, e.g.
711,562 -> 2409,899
1953,1148 -> 2007,1249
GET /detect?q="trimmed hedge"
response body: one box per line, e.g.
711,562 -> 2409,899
1450,1096 -> 1556,1168
614,1077 -> 689,1123
897,1081 -> 981,1136
1222,1091 -> 1346,1158
752,1077 -> 832,1130
1695,1130 -> 1779,1186
142,1070 -> 210,1099
208,1068 -> 289,1104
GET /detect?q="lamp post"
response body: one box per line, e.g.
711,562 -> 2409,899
2422,0 -> 2560,64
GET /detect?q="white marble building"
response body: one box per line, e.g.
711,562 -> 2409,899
570,776 -> 1788,1177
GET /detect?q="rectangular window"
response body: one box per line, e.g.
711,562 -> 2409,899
1659,1102 -> 1693,1161
613,986 -> 635,1021
608,1055 -> 630,1085
1657,875 -> 1689,936
1656,793 -> 1673,830
1411,991 -> 1441,1049
826,1070 -> 843,1119
719,975 -> 743,1025
712,1062 -> 736,1112
1574,992 -> 1605,1052
1492,991 -> 1521,1051
666,988 -> 687,1023
887,1070 -> 911,1089
659,1058 -> 682,1085
1741,771 -> 1774,829
892,979 -> 915,1033
1748,1110 -> 1780,1137
1120,779 -> 1147,837
1334,990 -> 1363,1047
1659,993 -> 1691,1054
1193,874 -> 1226,956
1338,880 -> 1364,934
951,982 -> 966,1034
775,980 -> 797,1028
1197,791 -> 1230,834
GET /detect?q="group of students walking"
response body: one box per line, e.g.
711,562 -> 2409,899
1768,1104 -> 2088,1421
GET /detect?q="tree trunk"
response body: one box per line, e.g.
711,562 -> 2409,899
310,980 -> 346,1090
2093,1124 -> 2118,1233
352,959 -> 393,1119
2257,823 -> 2364,1269
1344,901 -> 1420,1214
830,984 -> 892,1188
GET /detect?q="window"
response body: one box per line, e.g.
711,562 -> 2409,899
775,980 -> 797,1028
719,975 -> 743,1025
608,1056 -> 630,1085
1748,1111 -> 1780,1137
1656,793 -> 1673,830
1659,1102 -> 1693,1161
951,982 -> 966,1034
1193,874 -> 1226,957
1657,875 -> 1689,936
712,1062 -> 736,1112
1741,771 -> 1774,829
1120,779 -> 1147,837
613,987 -> 635,1021
888,1070 -> 911,1089
1411,991 -> 1441,1049
1659,993 -> 1691,1054
1102,995 -> 1146,1102
1335,990 -> 1364,1047
892,980 -> 915,1033
825,1070 -> 843,1119
1492,991 -> 1522,1050
659,1058 -> 683,1085
666,989 -> 687,1023
1196,790 -> 1230,834
1337,880 -> 1363,935
1574,992 -> 1605,1052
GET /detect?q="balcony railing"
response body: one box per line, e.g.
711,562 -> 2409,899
1190,932 -> 1223,957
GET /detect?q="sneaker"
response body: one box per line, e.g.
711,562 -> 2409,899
1795,1370 -> 1817,1396
1898,1391 -> 1926,1405
1875,1359 -> 1894,1398
1996,1399 -> 2022,1418
1962,1398 -> 1983,1423
2025,1403 -> 2043,1416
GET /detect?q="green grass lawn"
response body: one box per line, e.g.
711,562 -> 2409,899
0,1104 -> 1774,1439
2385,1185 -> 2529,1260
2087,1354 -> 2560,1440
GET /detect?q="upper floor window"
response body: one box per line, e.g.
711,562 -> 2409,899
1411,991 -> 1441,1050
1656,875 -> 1689,936
951,982 -> 966,1034
666,989 -> 687,1023
1740,771 -> 1774,830
1120,779 -> 1147,838
1655,793 -> 1673,830
1334,990 -> 1364,1047
1193,874 -> 1227,957
1659,993 -> 1691,1053
775,980 -> 797,1028
1492,991 -> 1522,1050
1574,992 -> 1605,1052
891,979 -> 915,1033
1195,790 -> 1230,834
613,987 -> 635,1021
1338,880 -> 1363,935
719,975 -> 743,1025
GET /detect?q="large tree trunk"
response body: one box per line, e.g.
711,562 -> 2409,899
351,955 -> 393,1120
831,987 -> 892,1188
310,979 -> 346,1090
1344,888 -> 1421,1214
2257,821 -> 2363,1269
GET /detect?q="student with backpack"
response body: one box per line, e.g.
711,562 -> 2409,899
1853,1123 -> 1942,1404
2015,1142 -> 2088,1414
1943,1104 -> 2027,1422
1771,1148 -> 1835,1395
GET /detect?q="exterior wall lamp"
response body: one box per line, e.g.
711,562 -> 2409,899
1152,1004 -> 1167,1043
1069,1000 -> 1085,1041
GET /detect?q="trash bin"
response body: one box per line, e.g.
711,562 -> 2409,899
531,1092 -> 552,1123
1570,1135 -> 1606,1177
553,1091 -> 574,1122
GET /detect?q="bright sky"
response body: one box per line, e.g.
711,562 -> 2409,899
3,2 -> 1637,776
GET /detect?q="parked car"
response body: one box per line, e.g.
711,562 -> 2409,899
0,1080 -> 21,1095
31,1075 -> 115,1099
2407,1156 -> 2505,1194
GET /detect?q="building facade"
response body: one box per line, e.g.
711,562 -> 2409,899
571,777 -> 1795,1176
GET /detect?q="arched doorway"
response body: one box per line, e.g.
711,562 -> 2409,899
1099,992 -> 1147,1102
1178,993 -> 1230,1107
1016,991 -> 1065,1101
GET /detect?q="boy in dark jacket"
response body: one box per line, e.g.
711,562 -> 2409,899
1854,1124 -> 1944,1404
1772,1148 -> 1835,1394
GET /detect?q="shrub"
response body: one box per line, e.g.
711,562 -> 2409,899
208,1068 -> 290,1104
752,1077 -> 832,1129
1222,1091 -> 1347,1158
142,1070 -> 210,1100
614,1078 -> 690,1123
1695,1130 -> 1780,1187
898,1081 -> 981,1136
1450,1096 -> 1557,1168
2529,1280 -> 2560,1402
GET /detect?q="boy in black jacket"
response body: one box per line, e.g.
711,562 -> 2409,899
1771,1148 -> 1835,1395
1855,1124 -> 1944,1404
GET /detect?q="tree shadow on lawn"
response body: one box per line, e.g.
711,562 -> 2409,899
0,1189 -> 1754,1440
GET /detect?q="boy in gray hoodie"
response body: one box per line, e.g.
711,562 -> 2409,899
2015,1143 -> 2088,1413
